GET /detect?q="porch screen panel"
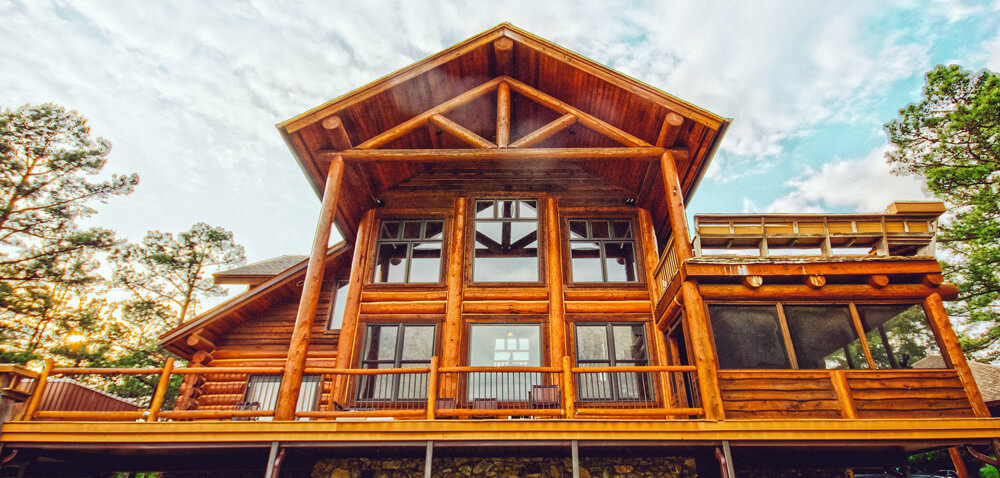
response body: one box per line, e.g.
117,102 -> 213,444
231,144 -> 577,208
856,304 -> 938,368
708,305 -> 791,369
783,305 -> 868,370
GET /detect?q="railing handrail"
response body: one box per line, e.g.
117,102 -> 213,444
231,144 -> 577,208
572,365 -> 696,373
304,367 -> 430,375
438,365 -> 561,373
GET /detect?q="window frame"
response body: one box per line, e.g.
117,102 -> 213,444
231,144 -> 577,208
467,196 -> 546,287
357,322 -> 438,402
563,216 -> 644,285
705,300 -> 943,371
366,215 -> 449,287
572,322 -> 653,402
326,279 -> 350,330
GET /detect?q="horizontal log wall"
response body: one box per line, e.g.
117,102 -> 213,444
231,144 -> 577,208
845,370 -> 975,418
718,370 -> 842,419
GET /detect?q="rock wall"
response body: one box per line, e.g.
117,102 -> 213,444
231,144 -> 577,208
311,455 -> 699,478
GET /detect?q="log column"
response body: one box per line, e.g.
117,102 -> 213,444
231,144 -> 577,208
638,207 -> 674,408
275,155 -> 344,420
545,197 -> 567,366
661,151 -> 724,420
330,208 -> 376,406
924,292 -> 990,417
441,198 -> 468,398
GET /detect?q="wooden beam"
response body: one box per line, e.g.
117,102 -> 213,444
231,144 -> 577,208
356,76 -> 502,149
741,275 -> 763,289
545,197 -> 566,367
322,115 -> 353,151
493,37 -> 514,77
660,152 -> 694,260
804,275 -> 826,289
699,283 -> 958,301
683,258 -> 943,279
185,330 -> 215,351
921,273 -> 944,288
867,274 -> 890,289
331,208 -> 375,405
504,76 -> 651,147
324,147 -> 668,162
924,292 -> 991,418
441,198 -> 467,398
496,81 -> 511,147
656,112 -> 685,147
275,156 -> 344,421
428,114 -> 496,149
509,113 -> 577,148
680,281 -> 725,420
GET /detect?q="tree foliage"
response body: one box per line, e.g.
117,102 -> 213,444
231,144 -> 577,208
111,223 -> 246,327
885,65 -> 1000,359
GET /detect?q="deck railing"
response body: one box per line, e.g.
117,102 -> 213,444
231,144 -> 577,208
17,357 -> 702,422
652,235 -> 681,302
692,211 -> 939,258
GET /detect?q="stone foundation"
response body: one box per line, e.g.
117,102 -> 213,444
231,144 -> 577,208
311,455 -> 699,478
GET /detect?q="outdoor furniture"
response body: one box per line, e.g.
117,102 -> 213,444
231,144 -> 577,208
529,385 -> 561,408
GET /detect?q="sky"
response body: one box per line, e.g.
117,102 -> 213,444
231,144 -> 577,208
2,0 -> 999,272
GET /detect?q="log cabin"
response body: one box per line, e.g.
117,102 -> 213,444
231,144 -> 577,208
2,23 -> 999,478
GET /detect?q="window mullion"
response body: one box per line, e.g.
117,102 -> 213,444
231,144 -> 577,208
774,303 -> 799,369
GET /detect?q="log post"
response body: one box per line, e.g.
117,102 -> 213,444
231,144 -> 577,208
656,112 -> 685,147
275,155 -> 344,421
829,370 -> 857,419
924,292 -> 990,417
441,198 -> 467,398
562,356 -> 575,419
496,81 -> 511,147
330,208 -> 376,406
21,357 -> 53,421
426,356 -> 439,420
660,152 -> 694,260
493,37 -> 514,77
680,281 -> 725,420
147,358 -> 175,422
545,197 -> 567,366
638,208 -> 674,410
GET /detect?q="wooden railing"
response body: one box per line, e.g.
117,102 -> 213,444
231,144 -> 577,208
692,210 -> 940,258
652,235 -> 681,302
17,357 -> 702,422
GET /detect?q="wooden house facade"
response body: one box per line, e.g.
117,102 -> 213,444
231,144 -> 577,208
2,24 -> 998,477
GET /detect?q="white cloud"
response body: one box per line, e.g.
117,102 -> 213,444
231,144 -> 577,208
986,30 -> 1000,70
761,145 -> 933,213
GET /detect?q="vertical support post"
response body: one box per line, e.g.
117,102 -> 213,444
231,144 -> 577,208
546,197 -> 567,365
638,208 -> 673,413
496,81 -> 511,148
680,281 -> 725,420
330,208 -> 376,406
265,442 -> 280,478
424,441 -> 434,478
924,292 -> 990,417
571,439 -> 580,478
722,441 -> 735,478
659,152 -> 694,261
22,357 -> 52,421
276,155 -> 344,420
147,358 -> 175,422
426,356 -> 439,420
562,356 -> 576,419
441,198 -> 467,399
829,370 -> 857,419
948,447 -> 969,478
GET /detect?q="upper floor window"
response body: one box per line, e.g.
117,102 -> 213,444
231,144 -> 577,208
473,199 -> 539,283
708,302 -> 939,370
372,219 -> 444,284
358,323 -> 436,401
567,219 -> 638,283
327,280 -> 349,330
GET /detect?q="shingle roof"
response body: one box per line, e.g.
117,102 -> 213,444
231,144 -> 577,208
215,255 -> 307,277
913,355 -> 1000,403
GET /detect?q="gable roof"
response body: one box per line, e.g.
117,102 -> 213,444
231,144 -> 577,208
159,244 -> 351,358
914,355 -> 1000,404
278,23 -> 730,244
213,254 -> 308,285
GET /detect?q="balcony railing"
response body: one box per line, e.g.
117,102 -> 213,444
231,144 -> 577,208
18,357 -> 701,422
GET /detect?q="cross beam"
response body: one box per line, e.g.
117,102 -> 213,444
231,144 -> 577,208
319,147 -> 676,163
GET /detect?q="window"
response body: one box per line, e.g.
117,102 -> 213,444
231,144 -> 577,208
567,219 -> 638,283
358,323 -> 436,401
372,219 -> 444,284
243,375 -> 320,421
467,324 -> 542,401
707,302 -> 940,370
473,199 -> 539,282
574,323 -> 651,401
327,280 -> 349,330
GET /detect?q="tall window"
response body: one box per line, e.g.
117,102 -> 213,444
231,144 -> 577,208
358,323 -> 436,401
708,302 -> 940,370
467,324 -> 542,401
372,219 -> 444,284
473,199 -> 539,282
567,219 -> 638,283
574,323 -> 651,401
327,280 -> 349,330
